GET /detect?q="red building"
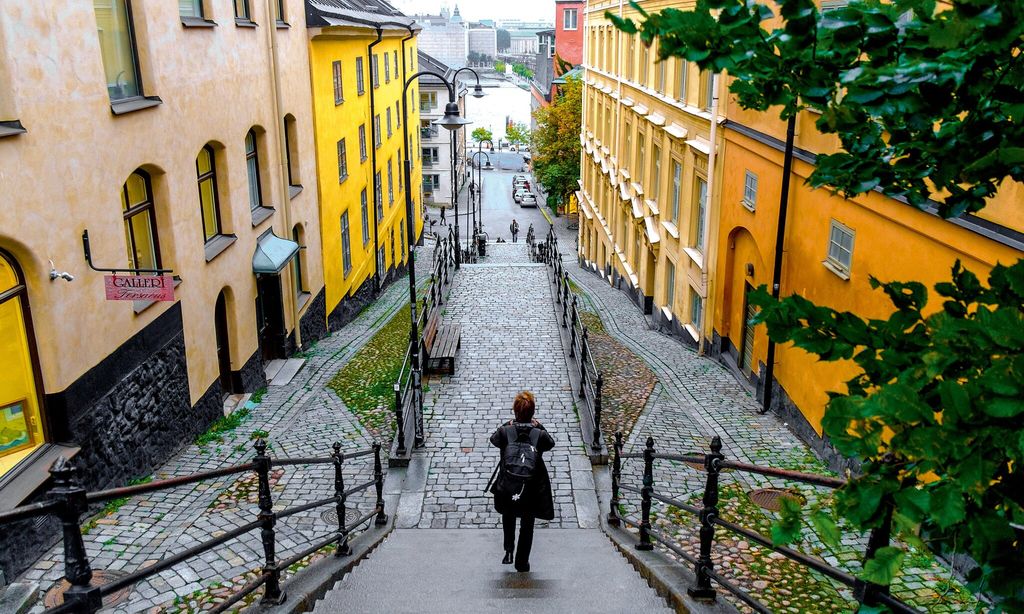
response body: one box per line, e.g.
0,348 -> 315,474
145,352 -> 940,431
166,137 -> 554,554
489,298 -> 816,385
554,0 -> 584,66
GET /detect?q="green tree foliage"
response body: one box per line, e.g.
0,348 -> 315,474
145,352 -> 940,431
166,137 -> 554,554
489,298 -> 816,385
532,75 -> 582,211
750,261 -> 1024,605
471,127 -> 493,143
512,63 -> 534,80
611,0 -> 1024,605
505,122 -> 530,146
497,29 -> 511,52
494,60 -> 507,73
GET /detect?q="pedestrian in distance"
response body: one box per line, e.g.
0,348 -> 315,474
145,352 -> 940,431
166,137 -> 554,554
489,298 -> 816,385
440,205 -> 447,226
510,219 -> 519,243
488,391 -> 555,573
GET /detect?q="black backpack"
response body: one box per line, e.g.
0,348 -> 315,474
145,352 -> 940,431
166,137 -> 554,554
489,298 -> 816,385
493,426 -> 542,501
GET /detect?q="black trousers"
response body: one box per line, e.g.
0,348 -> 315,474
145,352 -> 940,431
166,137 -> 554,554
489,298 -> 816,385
502,514 -> 535,565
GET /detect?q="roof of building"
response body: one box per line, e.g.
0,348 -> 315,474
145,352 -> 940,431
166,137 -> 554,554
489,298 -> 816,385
305,0 -> 420,31
417,50 -> 471,94
552,66 -> 583,85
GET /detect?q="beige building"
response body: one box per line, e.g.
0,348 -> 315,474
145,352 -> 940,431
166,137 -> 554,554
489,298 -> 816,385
578,0 -> 726,346
0,0 -> 324,577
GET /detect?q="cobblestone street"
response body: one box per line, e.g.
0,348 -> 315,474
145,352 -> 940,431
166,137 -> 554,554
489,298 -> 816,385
404,242 -> 598,530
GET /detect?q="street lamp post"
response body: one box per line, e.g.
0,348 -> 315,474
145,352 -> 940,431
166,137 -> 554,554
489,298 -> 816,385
400,70 -> 471,443
473,140 -> 493,238
450,68 -> 484,261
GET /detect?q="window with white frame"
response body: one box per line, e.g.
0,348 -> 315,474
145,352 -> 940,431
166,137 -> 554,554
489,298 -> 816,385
694,177 -> 708,251
360,189 -> 370,245
337,138 -> 348,182
563,8 -> 578,30
826,220 -> 855,276
670,160 -> 682,223
690,288 -> 703,330
332,60 -> 343,105
341,211 -> 352,277
356,57 -> 365,95
374,171 -> 383,220
374,115 -> 381,147
372,54 -> 380,88
665,260 -> 676,310
359,124 -> 367,161
387,159 -> 394,204
742,170 -> 757,210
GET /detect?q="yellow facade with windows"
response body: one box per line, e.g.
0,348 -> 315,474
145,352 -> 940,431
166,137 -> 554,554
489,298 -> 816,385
580,0 -> 1024,455
306,13 -> 424,325
579,0 -> 726,346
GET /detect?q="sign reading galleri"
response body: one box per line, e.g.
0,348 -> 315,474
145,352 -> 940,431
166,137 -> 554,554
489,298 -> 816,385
104,274 -> 175,302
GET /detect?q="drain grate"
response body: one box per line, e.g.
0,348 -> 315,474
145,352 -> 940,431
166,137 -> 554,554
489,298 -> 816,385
749,488 -> 806,512
44,570 -> 133,608
320,508 -> 366,527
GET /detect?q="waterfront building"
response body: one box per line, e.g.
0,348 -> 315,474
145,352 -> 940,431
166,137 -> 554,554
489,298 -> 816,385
413,6 -> 469,69
305,2 -> 424,331
0,0 -> 323,576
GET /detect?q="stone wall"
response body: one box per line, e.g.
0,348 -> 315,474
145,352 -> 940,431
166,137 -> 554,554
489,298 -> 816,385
328,262 -> 409,332
299,288 -> 328,348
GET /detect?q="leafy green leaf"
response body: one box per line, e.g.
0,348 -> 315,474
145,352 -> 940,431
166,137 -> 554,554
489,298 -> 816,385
860,546 -> 905,586
809,509 -> 842,548
770,494 -> 805,546
929,484 -> 967,530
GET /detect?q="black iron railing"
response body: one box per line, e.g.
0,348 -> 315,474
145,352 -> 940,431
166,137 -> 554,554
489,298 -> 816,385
392,226 -> 457,462
0,440 -> 389,613
532,227 -> 604,455
609,433 -> 920,613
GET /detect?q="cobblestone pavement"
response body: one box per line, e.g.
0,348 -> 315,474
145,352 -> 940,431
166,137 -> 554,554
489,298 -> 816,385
548,220 -> 976,612
406,241 -> 596,530
20,250 -> 435,613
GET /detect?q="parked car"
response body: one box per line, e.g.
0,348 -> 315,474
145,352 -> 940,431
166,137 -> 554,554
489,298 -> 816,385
519,192 -> 538,207
513,188 -> 530,203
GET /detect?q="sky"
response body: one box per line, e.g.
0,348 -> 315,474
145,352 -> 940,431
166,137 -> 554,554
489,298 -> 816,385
389,0 -> 555,23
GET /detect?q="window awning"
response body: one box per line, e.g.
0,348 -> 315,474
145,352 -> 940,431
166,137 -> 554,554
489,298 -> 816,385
644,216 -> 661,244
631,197 -> 644,219
253,231 -> 300,274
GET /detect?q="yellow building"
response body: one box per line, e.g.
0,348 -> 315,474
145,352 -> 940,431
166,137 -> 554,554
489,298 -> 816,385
580,1 -> 1024,463
579,0 -> 727,347
0,0 -> 324,577
305,4 -> 424,330
711,96 -> 1024,456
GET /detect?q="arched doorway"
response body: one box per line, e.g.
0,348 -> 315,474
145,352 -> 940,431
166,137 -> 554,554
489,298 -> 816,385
214,291 -> 233,395
0,250 -> 45,476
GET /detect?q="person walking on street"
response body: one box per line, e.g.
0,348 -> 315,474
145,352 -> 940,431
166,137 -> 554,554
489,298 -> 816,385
489,391 -> 555,573
440,205 -> 447,226
510,219 -> 519,243
527,223 -> 534,244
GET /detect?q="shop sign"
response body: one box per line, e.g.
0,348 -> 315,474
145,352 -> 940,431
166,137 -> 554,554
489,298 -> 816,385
104,275 -> 175,302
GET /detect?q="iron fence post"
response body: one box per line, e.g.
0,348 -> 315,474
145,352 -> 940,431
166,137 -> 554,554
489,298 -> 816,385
569,296 -> 578,358
592,375 -> 603,450
608,431 -> 623,527
688,436 -> 723,601
413,369 -> 425,447
394,383 -> 407,458
50,457 -> 102,614
332,442 -> 352,557
854,499 -> 894,608
637,436 -> 655,551
373,441 -> 388,526
562,274 -> 570,327
254,439 -> 285,604
579,326 -> 589,400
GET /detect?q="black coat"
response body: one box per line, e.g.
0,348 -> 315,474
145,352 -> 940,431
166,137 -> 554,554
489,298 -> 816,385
489,422 -> 555,520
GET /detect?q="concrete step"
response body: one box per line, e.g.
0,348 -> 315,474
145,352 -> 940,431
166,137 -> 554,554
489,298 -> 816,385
264,359 -> 286,383
269,358 -> 305,386
313,529 -> 673,613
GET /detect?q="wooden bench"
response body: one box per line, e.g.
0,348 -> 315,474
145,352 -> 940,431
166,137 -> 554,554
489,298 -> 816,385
422,307 -> 461,375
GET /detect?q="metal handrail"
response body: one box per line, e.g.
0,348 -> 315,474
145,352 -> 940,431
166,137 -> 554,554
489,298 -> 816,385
538,227 -> 604,453
5,440 -> 389,613
607,432 -> 921,613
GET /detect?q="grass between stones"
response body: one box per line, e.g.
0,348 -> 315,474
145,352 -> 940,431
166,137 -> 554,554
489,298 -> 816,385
578,311 -> 656,448
327,304 -> 411,441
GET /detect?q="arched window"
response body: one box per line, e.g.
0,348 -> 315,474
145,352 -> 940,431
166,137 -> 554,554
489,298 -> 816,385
245,130 -> 263,210
292,225 -> 306,298
0,251 -> 45,475
121,170 -> 161,270
197,145 -> 222,241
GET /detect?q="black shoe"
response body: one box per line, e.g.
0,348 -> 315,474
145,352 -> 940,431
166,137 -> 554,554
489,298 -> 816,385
502,551 -> 514,565
515,561 -> 530,572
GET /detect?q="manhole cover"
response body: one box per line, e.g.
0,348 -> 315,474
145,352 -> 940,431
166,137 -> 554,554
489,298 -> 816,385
320,508 -> 366,527
44,570 -> 132,608
749,488 -> 806,512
